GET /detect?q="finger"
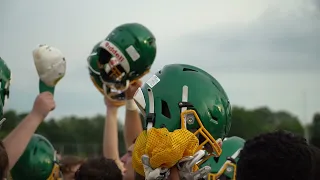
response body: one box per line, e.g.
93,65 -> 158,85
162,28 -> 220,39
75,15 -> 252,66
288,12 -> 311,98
148,168 -> 162,180
179,156 -> 194,163
136,80 -> 142,87
40,91 -> 50,97
177,156 -> 193,170
142,155 -> 154,176
48,95 -> 54,101
141,155 -> 151,167
131,80 -> 142,87
50,102 -> 56,111
193,150 -> 206,162
192,166 -> 211,179
44,92 -> 54,99
186,150 -> 206,169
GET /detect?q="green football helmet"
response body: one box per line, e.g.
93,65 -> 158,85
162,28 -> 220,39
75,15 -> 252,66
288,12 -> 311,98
201,136 -> 245,180
11,134 -> 62,180
88,23 -> 157,105
0,57 -> 11,127
133,64 -> 232,159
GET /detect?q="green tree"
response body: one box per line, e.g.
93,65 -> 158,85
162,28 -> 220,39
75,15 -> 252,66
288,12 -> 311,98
0,107 -> 306,156
1,110 -> 126,157
229,106 -> 304,140
310,113 -> 320,148
273,111 -> 305,137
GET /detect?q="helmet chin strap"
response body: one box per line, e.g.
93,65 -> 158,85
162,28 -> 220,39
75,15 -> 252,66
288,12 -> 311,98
181,86 -> 189,129
53,150 -> 57,161
146,88 -> 155,130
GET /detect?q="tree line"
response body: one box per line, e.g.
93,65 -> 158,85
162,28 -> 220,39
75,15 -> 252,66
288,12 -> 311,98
1,106 -> 319,156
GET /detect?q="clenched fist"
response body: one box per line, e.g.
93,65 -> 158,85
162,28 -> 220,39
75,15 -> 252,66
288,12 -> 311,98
31,92 -> 55,120
125,80 -> 142,100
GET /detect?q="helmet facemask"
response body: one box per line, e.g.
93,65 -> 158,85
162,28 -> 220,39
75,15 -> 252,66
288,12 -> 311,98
0,72 -> 11,130
205,149 -> 240,180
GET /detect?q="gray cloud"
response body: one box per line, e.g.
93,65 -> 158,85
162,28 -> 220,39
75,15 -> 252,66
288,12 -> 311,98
314,0 -> 320,10
152,6 -> 320,124
171,9 -> 320,73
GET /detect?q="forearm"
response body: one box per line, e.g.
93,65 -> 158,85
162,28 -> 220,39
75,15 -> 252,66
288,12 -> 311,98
124,101 -> 142,148
3,112 -> 43,169
103,108 -> 119,160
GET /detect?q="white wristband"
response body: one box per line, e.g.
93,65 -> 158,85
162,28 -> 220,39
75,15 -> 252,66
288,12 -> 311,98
126,99 -> 138,111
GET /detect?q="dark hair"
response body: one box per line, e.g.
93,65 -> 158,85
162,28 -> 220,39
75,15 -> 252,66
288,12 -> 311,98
0,141 -> 8,179
60,155 -> 85,174
309,145 -> 320,179
237,130 -> 314,180
75,156 -> 122,180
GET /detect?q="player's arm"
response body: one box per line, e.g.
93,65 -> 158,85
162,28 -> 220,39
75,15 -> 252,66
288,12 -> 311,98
3,92 -> 55,169
124,81 -> 143,149
102,97 -> 124,171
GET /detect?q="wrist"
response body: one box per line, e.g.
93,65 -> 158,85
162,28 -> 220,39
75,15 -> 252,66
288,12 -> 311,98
107,106 -> 118,114
28,110 -> 45,123
126,99 -> 138,111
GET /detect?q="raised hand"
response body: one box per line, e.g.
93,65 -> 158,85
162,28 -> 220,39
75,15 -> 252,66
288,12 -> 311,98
177,150 -> 211,180
141,155 -> 170,180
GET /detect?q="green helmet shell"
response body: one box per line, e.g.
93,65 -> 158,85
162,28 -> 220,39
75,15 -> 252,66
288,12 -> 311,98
88,23 -> 156,99
202,136 -> 245,180
0,57 -> 11,119
133,64 -> 232,156
11,134 -> 59,180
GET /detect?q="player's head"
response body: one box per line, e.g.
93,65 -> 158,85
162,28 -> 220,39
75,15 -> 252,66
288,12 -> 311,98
60,155 -> 85,180
309,145 -> 320,179
133,64 -> 232,158
75,156 -> 122,180
237,130 -> 315,180
88,23 -> 156,104
200,136 -> 244,180
0,141 -> 8,180
0,57 -> 11,123
11,134 -> 62,180
121,139 -> 137,180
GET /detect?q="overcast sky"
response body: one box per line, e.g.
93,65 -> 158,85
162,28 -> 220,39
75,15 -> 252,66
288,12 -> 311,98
1,0 -> 319,124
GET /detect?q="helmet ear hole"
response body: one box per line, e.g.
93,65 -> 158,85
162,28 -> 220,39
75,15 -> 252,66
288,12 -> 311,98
161,100 -> 171,119
214,156 -> 220,163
